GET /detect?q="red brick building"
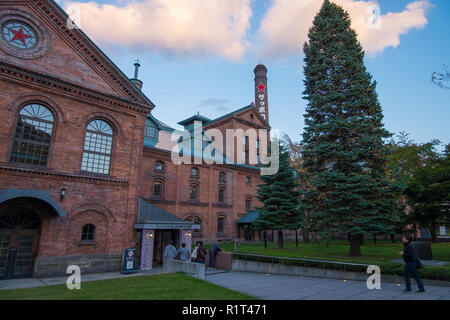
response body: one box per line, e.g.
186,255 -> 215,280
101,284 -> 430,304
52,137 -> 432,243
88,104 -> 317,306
0,0 -> 270,278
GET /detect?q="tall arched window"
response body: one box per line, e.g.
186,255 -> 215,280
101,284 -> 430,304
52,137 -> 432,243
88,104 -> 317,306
10,104 -> 54,167
81,120 -> 113,175
218,187 -> 225,203
218,216 -> 226,233
81,224 -> 96,241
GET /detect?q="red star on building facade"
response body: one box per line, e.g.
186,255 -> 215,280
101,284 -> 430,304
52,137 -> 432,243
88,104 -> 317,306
257,82 -> 265,92
9,27 -> 31,46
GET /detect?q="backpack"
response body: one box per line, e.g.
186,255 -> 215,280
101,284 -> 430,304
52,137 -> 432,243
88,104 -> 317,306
190,247 -> 198,259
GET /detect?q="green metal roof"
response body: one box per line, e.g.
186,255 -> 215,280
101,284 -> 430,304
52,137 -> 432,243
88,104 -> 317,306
178,114 -> 212,126
237,210 -> 260,224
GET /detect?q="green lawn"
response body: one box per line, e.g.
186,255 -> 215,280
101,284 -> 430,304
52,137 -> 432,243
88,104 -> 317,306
0,273 -> 256,300
218,240 -> 450,265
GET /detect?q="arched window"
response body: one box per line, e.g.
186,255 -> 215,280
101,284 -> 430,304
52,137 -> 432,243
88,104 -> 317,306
219,172 -> 225,182
81,120 -> 113,175
246,198 -> 252,211
190,184 -> 198,201
81,224 -> 95,241
246,176 -> 251,185
218,187 -> 225,203
153,180 -> 163,199
218,216 -> 226,233
10,104 -> 54,167
185,215 -> 202,236
155,161 -> 164,172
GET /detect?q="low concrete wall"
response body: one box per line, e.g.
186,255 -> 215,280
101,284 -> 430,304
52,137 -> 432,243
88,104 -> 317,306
163,259 -> 206,280
232,259 -> 450,287
34,253 -> 122,278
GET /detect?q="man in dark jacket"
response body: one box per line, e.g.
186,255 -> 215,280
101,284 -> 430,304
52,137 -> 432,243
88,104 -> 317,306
208,240 -> 222,269
398,234 -> 425,293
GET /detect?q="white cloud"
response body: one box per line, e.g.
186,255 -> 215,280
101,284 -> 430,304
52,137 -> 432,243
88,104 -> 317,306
257,0 -> 431,59
63,0 -> 252,60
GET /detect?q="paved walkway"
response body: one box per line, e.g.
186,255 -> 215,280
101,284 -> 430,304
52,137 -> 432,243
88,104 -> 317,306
0,267 -> 165,291
205,271 -> 450,300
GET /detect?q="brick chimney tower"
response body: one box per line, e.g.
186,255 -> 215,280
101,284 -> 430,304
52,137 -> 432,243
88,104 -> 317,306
254,64 -> 269,123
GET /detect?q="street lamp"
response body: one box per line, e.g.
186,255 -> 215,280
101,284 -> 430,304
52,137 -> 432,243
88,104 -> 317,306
60,187 -> 67,201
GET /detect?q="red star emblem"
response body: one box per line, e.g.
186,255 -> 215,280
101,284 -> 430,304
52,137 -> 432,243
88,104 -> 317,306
9,27 -> 31,46
257,82 -> 265,92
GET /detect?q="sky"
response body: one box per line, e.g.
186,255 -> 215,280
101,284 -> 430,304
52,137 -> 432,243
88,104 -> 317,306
59,0 -> 449,148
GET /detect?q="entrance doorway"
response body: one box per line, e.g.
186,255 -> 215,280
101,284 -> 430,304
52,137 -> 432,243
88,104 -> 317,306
0,208 -> 41,279
152,230 -> 179,265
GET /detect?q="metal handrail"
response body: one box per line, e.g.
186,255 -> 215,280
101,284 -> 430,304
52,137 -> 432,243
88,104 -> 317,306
232,252 -> 370,268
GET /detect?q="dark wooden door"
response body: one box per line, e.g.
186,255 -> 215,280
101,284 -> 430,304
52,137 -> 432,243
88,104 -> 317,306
0,229 -> 40,279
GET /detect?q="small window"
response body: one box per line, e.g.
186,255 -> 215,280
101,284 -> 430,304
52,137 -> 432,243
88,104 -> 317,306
219,172 -> 225,182
250,114 -> 254,122
155,161 -> 164,172
144,124 -> 157,139
246,176 -> 251,185
218,188 -> 225,202
81,224 -> 95,241
190,185 -> 198,201
191,167 -> 199,177
218,217 -> 225,233
153,181 -> 163,198
246,199 -> 251,211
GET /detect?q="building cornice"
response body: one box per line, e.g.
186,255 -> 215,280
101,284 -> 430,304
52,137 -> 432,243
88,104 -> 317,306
0,164 -> 129,185
0,61 -> 151,115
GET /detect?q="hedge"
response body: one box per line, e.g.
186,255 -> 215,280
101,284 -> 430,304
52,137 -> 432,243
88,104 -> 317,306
232,253 -> 450,282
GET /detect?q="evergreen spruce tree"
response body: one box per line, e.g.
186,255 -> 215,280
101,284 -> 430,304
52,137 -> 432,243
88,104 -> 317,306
301,0 -> 402,256
254,143 -> 301,249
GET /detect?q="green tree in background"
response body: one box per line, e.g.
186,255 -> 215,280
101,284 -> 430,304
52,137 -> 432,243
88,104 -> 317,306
254,143 -> 302,249
301,0 -> 402,256
406,144 -> 450,242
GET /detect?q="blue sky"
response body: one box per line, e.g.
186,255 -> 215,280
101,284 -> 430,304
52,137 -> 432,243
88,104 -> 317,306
62,0 -> 449,148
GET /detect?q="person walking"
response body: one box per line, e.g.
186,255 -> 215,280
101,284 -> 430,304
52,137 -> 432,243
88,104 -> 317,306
208,240 -> 222,269
177,242 -> 191,262
398,234 -> 425,293
163,240 -> 177,261
195,241 -> 207,264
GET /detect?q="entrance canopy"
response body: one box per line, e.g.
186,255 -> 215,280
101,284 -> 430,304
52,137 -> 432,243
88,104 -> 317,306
237,210 -> 259,225
0,188 -> 65,217
135,198 -> 200,230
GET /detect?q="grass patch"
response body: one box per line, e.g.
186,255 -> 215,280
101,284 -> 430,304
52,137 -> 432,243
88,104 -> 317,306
0,273 -> 257,300
219,240 -> 450,265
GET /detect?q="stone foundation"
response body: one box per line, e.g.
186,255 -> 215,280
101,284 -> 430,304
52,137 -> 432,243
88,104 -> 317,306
33,253 -> 123,278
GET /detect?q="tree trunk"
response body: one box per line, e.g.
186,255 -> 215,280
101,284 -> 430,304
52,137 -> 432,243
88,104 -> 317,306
264,230 -> 267,249
430,221 -> 438,243
295,230 -> 299,248
390,234 -> 396,243
373,234 -> 377,244
302,230 -> 310,243
278,230 -> 284,249
349,234 -> 363,256
271,230 -> 274,242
